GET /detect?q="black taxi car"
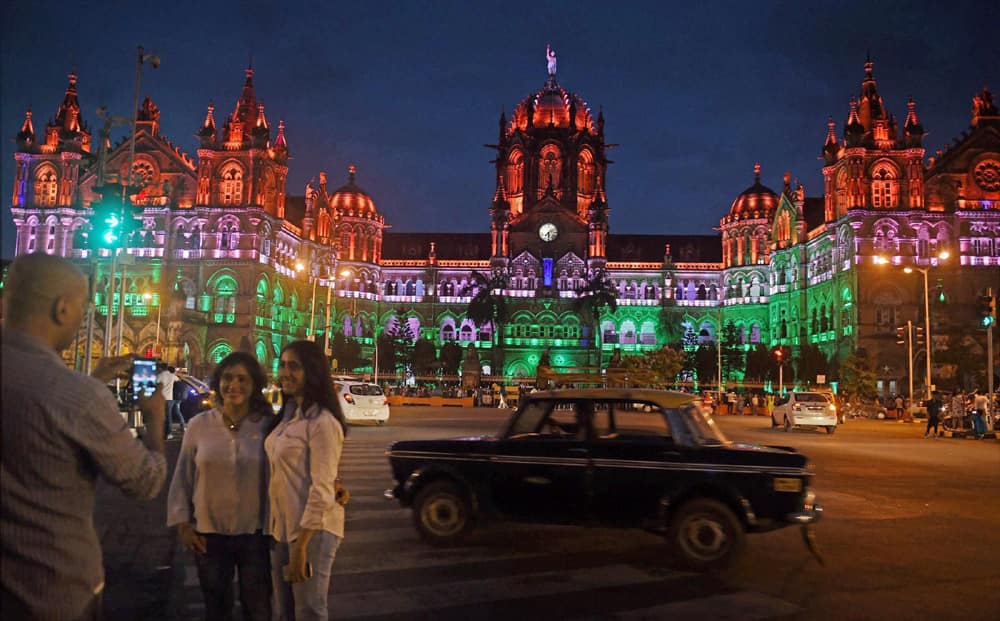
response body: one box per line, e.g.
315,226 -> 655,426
385,389 -> 822,570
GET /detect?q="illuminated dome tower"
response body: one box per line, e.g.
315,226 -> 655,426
488,48 -> 610,270
719,163 -> 779,268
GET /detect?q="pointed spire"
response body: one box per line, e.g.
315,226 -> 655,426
273,119 -> 287,148
17,108 -> 35,146
348,164 -> 357,184
823,116 -> 840,163
256,103 -> 268,129
498,108 -> 506,142
753,162 -> 761,183
903,96 -> 924,146
492,171 -> 507,204
203,100 -> 216,130
54,70 -> 82,132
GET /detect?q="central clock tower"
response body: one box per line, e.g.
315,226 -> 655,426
488,54 -> 610,272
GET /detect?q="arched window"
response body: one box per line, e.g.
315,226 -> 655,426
440,321 -> 456,341
34,166 -> 58,207
459,323 -> 475,341
506,149 -> 524,196
211,274 -> 238,321
639,321 -> 657,344
220,165 -> 244,206
209,341 -> 233,364
620,320 -> 637,345
539,144 -> 561,191
577,149 -> 595,195
871,164 -> 898,208
749,323 -> 761,343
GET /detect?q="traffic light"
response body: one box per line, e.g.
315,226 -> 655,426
772,346 -> 784,362
914,326 -> 925,347
91,201 -> 124,249
978,295 -> 997,328
895,326 -> 907,345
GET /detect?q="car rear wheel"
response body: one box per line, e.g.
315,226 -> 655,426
784,416 -> 792,432
667,498 -> 746,571
413,481 -> 472,546
825,425 -> 836,434
770,414 -> 778,428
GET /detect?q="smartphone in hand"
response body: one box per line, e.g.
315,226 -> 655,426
131,358 -> 158,403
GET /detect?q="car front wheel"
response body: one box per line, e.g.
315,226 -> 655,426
667,498 -> 746,571
826,425 -> 836,434
413,481 -> 472,546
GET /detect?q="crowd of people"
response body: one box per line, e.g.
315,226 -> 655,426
2,253 -> 351,620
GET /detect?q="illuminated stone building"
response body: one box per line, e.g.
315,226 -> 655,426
7,58 -> 1000,392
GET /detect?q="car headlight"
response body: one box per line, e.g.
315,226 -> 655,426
344,394 -> 355,404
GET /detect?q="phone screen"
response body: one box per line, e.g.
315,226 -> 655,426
131,358 -> 159,402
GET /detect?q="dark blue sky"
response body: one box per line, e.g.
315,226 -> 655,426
3,0 -> 998,258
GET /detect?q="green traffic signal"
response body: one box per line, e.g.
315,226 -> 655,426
976,295 -> 996,328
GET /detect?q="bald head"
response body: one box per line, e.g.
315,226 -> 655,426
4,253 -> 89,349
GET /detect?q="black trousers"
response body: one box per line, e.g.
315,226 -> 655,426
194,532 -> 271,621
925,416 -> 939,436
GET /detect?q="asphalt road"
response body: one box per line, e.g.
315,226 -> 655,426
169,407 -> 999,620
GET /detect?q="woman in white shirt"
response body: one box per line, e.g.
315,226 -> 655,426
166,352 -> 274,621
267,340 -> 348,620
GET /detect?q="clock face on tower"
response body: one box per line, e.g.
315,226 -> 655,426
539,223 -> 558,242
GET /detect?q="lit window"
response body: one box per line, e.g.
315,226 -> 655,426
34,167 -> 58,207
220,166 -> 244,205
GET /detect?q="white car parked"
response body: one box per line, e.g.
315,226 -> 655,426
771,392 -> 838,434
333,378 -> 390,425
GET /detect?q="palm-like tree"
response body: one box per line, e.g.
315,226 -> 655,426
462,270 -> 509,375
573,269 -> 619,368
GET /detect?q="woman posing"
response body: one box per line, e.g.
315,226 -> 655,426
166,352 -> 274,621
267,340 -> 348,620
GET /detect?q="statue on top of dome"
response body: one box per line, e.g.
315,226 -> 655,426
546,44 -> 557,76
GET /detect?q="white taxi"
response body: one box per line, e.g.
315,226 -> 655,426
334,377 -> 390,425
771,391 -> 838,434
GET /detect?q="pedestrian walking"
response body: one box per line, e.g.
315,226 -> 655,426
167,352 -> 275,621
267,340 -> 349,620
1,253 -> 167,619
894,394 -> 904,420
971,389 -> 989,438
923,391 -> 942,438
751,393 -> 760,416
157,362 -> 184,439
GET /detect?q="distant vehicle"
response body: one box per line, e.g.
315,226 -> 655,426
386,389 -> 822,571
175,372 -> 212,421
772,392 -> 838,433
333,377 -> 390,425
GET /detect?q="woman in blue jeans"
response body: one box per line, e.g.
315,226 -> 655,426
267,340 -> 348,620
167,352 -> 275,620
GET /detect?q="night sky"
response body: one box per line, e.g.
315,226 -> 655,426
2,0 -> 998,258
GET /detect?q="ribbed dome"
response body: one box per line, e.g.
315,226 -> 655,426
511,76 -> 593,132
728,164 -> 778,221
329,165 -> 378,218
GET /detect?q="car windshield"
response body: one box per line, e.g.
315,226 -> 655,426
680,404 -> 729,445
795,393 -> 828,403
349,384 -> 384,396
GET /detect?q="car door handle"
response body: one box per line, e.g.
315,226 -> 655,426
568,448 -> 588,456
662,450 -> 681,457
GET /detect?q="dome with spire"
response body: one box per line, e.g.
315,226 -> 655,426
510,75 -> 594,133
726,163 -> 779,221
328,165 -> 379,218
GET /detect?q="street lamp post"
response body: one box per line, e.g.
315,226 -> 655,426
112,46 -> 159,356
879,251 -> 948,401
144,292 -> 162,357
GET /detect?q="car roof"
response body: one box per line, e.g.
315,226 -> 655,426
528,388 -> 700,408
176,372 -> 210,392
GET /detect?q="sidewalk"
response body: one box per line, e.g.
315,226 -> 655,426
94,437 -> 181,620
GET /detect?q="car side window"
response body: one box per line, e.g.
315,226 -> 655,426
507,400 -> 551,437
605,401 -> 671,441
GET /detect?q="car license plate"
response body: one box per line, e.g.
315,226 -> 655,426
774,477 -> 803,492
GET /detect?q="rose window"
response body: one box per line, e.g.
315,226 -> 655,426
973,160 -> 1000,191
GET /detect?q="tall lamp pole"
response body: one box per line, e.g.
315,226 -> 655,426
114,46 -> 159,355
878,251 -> 948,401
144,292 -> 162,356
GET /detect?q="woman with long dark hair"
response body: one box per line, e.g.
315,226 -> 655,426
267,340 -> 348,620
167,351 -> 274,620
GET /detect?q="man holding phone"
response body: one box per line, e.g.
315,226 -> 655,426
1,253 -> 168,620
